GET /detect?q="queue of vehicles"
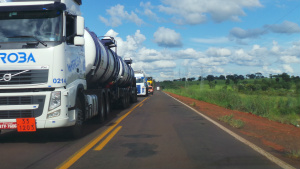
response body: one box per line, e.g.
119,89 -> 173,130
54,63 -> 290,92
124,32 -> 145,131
0,0 -> 139,138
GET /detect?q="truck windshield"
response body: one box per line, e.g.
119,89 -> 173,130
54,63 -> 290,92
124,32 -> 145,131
0,10 -> 62,43
136,78 -> 144,83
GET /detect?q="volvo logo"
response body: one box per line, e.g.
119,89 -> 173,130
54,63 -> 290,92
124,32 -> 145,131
0,70 -> 29,82
3,73 -> 12,81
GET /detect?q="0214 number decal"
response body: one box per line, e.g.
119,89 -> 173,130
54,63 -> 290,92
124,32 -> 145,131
53,78 -> 66,84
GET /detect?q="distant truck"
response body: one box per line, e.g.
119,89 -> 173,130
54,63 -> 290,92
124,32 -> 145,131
0,0 -> 137,138
147,77 -> 154,95
148,85 -> 154,95
134,70 -> 148,96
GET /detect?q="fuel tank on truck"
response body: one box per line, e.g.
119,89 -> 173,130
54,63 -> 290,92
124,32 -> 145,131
116,57 -> 134,87
83,29 -> 119,87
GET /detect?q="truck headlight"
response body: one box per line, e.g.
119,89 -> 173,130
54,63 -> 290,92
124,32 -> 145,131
49,91 -> 61,111
47,110 -> 61,119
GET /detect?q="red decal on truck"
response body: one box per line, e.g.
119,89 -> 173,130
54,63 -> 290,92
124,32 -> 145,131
0,122 -> 17,129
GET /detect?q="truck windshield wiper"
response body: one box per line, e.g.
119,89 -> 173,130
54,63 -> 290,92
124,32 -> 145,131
7,35 -> 47,47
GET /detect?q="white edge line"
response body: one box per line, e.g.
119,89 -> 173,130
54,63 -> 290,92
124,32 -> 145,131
164,92 -> 296,169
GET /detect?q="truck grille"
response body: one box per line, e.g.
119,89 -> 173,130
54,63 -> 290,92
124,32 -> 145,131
0,96 -> 45,119
0,69 -> 48,85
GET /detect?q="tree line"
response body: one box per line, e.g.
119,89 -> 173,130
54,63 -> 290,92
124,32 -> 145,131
172,72 -> 300,83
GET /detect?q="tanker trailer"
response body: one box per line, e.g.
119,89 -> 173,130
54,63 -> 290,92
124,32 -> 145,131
82,29 -> 137,127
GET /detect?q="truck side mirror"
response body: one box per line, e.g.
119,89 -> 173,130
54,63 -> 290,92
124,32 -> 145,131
76,16 -> 84,36
74,36 -> 85,46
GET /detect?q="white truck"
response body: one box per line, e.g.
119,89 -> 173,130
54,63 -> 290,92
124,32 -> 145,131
0,0 -> 137,138
134,70 -> 148,96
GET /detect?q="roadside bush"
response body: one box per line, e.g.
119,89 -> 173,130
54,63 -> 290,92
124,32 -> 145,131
237,84 -> 245,92
281,81 -> 291,90
296,83 -> 300,94
218,114 -> 245,129
225,79 -> 230,85
245,84 -> 256,91
243,95 -> 271,116
208,82 -> 216,89
277,97 -> 298,115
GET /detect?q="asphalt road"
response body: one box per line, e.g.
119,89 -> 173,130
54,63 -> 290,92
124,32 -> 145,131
0,91 -> 284,169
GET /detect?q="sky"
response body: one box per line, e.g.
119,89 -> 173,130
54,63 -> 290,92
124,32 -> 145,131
81,0 -> 300,81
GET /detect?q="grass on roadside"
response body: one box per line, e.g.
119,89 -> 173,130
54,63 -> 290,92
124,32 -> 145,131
218,114 -> 245,129
286,150 -> 300,159
165,87 -> 300,126
190,102 -> 196,107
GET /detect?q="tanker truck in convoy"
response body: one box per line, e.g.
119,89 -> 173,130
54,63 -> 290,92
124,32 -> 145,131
134,70 -> 148,96
0,0 -> 137,138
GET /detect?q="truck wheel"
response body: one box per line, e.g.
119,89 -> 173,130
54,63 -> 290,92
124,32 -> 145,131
121,96 -> 126,109
105,94 -> 111,118
133,89 -> 137,103
70,97 -> 84,139
99,96 -> 105,123
126,92 -> 130,107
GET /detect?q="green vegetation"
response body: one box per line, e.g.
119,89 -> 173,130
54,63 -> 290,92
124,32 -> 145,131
286,150 -> 300,159
190,102 -> 196,107
161,74 -> 300,126
218,114 -> 245,129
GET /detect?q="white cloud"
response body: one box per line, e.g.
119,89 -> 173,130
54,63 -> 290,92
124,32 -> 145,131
104,29 -> 119,37
139,2 -> 161,21
230,21 -> 300,44
160,72 -> 175,79
282,64 -> 294,73
266,21 -> 300,34
132,60 -> 176,72
279,55 -> 300,64
262,66 -> 282,75
271,41 -> 280,53
206,47 -> 231,57
175,48 -> 204,59
229,27 -> 266,39
197,57 -> 229,66
136,47 -> 174,61
99,4 -> 144,27
191,37 -> 229,44
153,27 -> 182,47
104,29 -> 146,60
158,0 -> 262,25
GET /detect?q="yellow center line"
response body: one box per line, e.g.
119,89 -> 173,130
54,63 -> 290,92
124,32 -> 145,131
56,97 -> 149,169
139,103 -> 144,107
94,126 -> 122,151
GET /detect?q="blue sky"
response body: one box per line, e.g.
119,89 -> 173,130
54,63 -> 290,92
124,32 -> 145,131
81,0 -> 300,81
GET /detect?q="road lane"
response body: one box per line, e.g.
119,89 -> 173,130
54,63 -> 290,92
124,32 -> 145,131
69,91 -> 282,169
0,98 -> 145,169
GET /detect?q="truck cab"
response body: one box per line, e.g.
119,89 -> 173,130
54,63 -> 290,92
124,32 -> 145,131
134,70 -> 148,96
0,0 -> 85,131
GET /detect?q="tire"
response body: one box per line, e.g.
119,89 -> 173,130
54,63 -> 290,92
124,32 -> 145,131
121,95 -> 126,109
126,92 -> 130,107
121,92 -> 129,109
99,96 -> 106,123
105,94 -> 111,118
133,89 -> 137,103
70,97 -> 84,139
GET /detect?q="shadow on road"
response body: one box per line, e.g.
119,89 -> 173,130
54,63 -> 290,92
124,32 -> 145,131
0,100 -> 142,143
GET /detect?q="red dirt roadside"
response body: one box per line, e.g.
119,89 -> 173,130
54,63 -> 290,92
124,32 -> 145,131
165,91 -> 300,168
